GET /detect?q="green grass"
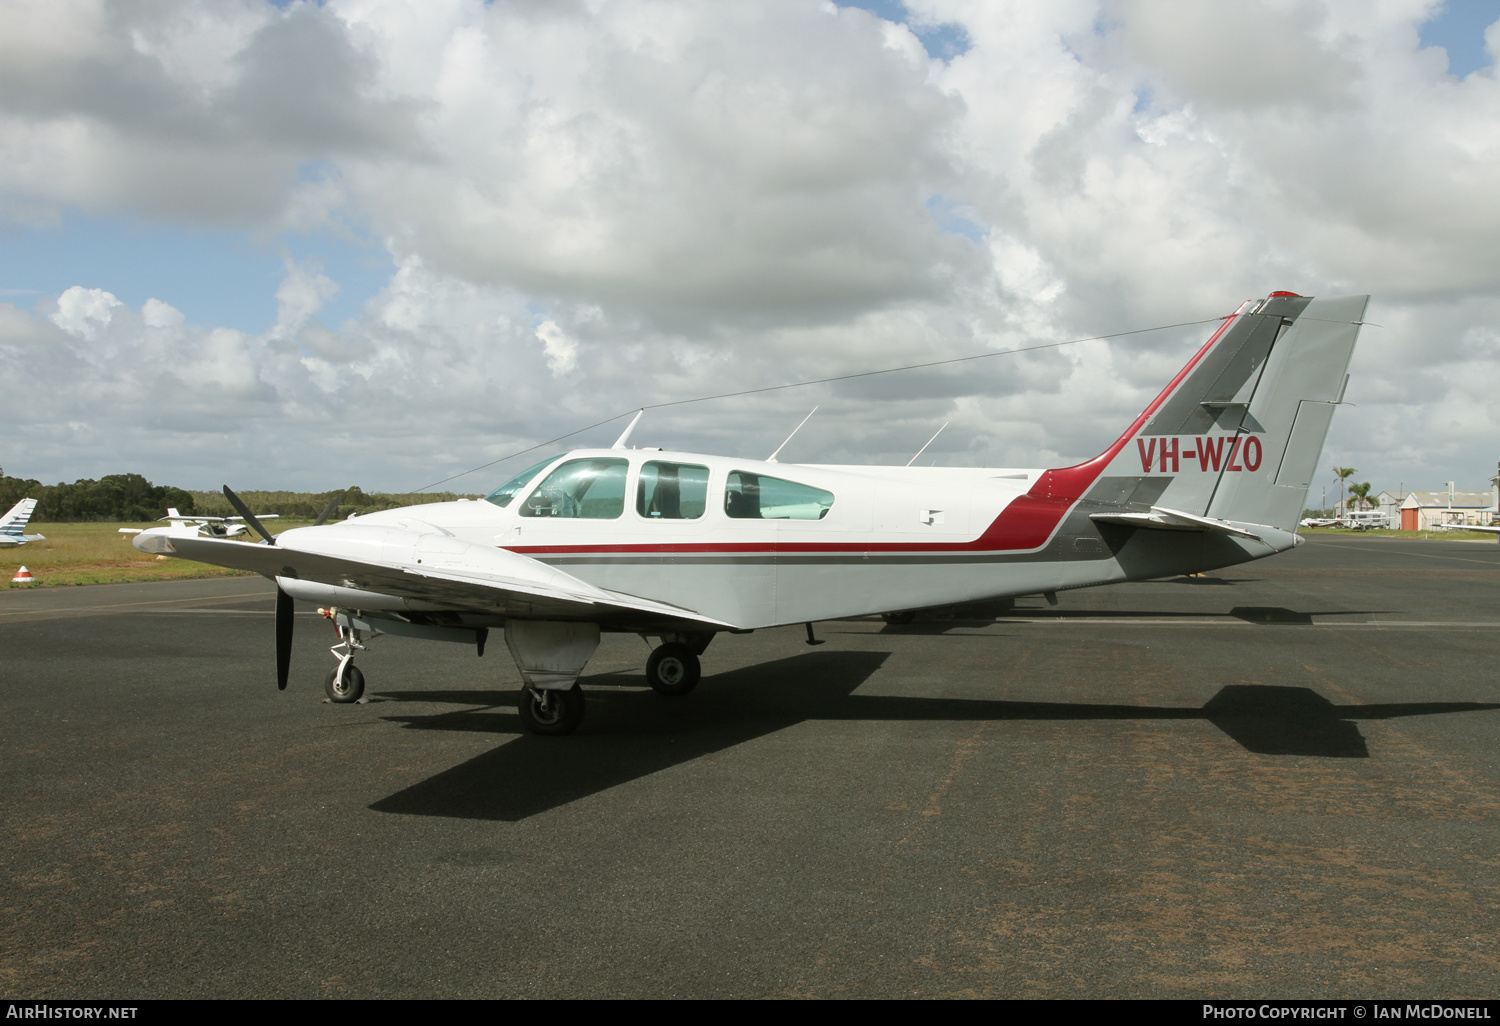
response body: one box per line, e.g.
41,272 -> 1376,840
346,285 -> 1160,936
0,521 -> 314,588
1298,526 -> 1499,541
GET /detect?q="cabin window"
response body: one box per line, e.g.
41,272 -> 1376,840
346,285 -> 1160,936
637,461 -> 710,520
484,456 -> 560,508
724,471 -> 834,520
519,458 -> 629,519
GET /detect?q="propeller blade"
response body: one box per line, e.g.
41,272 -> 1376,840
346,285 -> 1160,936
313,492 -> 345,527
222,486 -> 276,545
275,585 -> 293,691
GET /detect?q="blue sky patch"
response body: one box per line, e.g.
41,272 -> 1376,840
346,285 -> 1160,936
1419,0 -> 1500,77
926,194 -> 986,243
0,211 -> 393,333
839,1 -> 973,61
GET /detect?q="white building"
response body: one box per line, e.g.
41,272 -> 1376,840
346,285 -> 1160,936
1382,488 -> 1499,531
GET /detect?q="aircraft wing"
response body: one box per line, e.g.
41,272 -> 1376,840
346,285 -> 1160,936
133,526 -> 734,630
1433,522 -> 1500,534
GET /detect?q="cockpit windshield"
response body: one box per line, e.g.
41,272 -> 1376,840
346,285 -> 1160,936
484,456 -> 561,508
519,458 -> 629,519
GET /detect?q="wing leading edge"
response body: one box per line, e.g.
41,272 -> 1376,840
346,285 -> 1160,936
133,524 -> 733,631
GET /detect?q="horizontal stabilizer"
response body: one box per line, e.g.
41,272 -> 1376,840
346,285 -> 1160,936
1091,505 -> 1278,544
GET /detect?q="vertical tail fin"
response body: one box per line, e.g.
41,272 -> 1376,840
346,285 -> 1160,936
1046,293 -> 1367,534
0,497 -> 38,539
1201,295 -> 1367,529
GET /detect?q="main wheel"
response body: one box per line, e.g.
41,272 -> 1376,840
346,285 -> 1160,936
646,643 -> 700,696
881,611 -> 916,625
324,664 -> 366,703
518,684 -> 586,735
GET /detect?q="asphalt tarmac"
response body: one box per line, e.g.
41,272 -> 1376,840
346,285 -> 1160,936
2,535 -> 1498,999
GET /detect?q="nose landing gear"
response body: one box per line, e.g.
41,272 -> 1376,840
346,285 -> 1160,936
321,610 -> 368,703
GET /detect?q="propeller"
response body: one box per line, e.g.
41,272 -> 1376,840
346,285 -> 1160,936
224,486 -> 291,689
221,485 -> 277,545
275,586 -> 292,691
313,492 -> 345,527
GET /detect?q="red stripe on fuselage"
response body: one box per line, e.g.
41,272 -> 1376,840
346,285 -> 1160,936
509,312 -> 1241,558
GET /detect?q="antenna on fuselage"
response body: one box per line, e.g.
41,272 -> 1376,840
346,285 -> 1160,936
767,406 -> 819,463
906,421 -> 949,467
611,409 -> 645,449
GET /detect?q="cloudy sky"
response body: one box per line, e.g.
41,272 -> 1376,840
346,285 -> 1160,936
2,0 -> 1498,502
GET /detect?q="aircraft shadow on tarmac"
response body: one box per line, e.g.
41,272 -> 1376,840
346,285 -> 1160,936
367,652 -> 1498,822
866,606 -> 1389,634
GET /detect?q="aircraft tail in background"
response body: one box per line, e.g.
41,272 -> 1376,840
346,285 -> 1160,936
0,497 -> 45,547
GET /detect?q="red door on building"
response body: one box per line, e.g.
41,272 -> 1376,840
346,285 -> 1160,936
1401,508 -> 1418,531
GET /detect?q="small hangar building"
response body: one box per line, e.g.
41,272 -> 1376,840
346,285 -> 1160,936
1376,488 -> 1498,531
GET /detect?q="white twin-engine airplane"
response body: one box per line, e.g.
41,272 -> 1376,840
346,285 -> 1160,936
0,498 -> 45,547
133,292 -> 1368,735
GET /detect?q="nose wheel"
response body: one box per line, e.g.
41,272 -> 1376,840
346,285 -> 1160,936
646,642 -> 700,696
325,664 -> 366,703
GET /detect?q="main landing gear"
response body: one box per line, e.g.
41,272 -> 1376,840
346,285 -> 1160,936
642,633 -> 712,696
646,643 -> 701,696
517,683 -> 586,735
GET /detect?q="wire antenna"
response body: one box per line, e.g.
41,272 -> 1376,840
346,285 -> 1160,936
906,422 -> 949,467
767,407 -> 819,463
411,314 -> 1223,492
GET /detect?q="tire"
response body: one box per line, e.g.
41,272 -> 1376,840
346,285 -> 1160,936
518,684 -> 586,735
646,643 -> 700,696
881,611 -> 916,625
324,664 -> 365,703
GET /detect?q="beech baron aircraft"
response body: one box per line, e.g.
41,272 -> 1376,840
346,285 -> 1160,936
134,292 -> 1368,735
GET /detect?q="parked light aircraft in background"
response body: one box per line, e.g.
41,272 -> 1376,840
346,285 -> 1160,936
1433,521 -> 1500,536
119,508 -> 280,540
133,292 -> 1369,735
0,498 -> 45,547
1299,511 -> 1389,530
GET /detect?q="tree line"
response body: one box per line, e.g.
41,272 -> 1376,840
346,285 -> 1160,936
0,472 -> 476,523
0,473 -> 198,522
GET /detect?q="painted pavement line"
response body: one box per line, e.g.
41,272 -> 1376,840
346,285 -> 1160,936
0,590 -> 270,620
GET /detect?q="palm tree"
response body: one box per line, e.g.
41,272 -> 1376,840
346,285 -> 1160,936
1333,466 -> 1357,515
1349,481 -> 1373,512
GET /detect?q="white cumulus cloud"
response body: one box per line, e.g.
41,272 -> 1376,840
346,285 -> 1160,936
0,0 -> 1497,497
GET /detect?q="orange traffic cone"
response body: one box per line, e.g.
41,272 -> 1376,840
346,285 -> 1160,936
12,565 -> 35,584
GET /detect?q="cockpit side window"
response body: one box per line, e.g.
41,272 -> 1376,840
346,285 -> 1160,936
724,471 -> 834,520
519,458 -> 629,519
484,456 -> 561,508
637,462 -> 709,520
